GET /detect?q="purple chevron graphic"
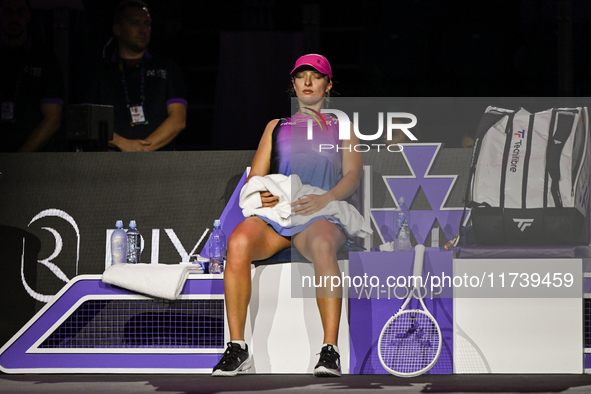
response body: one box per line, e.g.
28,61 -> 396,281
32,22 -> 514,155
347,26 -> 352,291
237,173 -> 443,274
371,144 -> 463,245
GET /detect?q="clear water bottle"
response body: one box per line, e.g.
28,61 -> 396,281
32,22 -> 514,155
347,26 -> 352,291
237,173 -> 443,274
111,220 -> 127,265
395,197 -> 411,252
431,225 -> 439,248
397,223 -> 411,252
126,220 -> 141,264
208,219 -> 226,274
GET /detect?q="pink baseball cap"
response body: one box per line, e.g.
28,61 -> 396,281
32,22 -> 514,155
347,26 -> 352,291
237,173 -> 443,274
290,54 -> 332,80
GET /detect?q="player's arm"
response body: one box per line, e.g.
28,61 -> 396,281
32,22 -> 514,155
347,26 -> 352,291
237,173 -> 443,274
328,123 -> 363,201
17,102 -> 62,152
247,119 -> 280,207
247,119 -> 279,181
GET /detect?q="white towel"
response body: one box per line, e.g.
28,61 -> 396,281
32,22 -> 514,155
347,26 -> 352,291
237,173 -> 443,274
102,263 -> 201,300
239,174 -> 372,238
240,173 -> 293,220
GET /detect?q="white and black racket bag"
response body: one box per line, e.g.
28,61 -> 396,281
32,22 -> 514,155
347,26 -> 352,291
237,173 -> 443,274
463,106 -> 591,245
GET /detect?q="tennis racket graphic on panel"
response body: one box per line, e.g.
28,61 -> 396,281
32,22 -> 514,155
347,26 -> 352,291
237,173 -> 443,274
453,323 -> 491,373
378,245 -> 442,377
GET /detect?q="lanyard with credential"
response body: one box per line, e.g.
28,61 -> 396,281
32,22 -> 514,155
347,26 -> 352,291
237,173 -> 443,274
118,57 -> 149,127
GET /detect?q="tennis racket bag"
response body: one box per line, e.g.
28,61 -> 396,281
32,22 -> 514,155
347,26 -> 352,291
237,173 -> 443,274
464,106 -> 591,245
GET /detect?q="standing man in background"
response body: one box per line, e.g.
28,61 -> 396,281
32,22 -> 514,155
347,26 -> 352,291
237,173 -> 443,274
89,0 -> 187,151
0,0 -> 64,152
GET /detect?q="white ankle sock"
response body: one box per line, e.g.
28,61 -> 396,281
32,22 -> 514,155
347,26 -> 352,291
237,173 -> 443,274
231,340 -> 246,350
323,343 -> 340,355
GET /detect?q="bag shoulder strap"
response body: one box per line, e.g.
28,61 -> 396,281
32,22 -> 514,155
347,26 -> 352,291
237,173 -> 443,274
546,110 -> 577,208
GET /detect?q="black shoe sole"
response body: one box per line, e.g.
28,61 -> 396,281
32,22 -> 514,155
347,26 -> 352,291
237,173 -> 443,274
313,365 -> 342,377
211,355 -> 253,377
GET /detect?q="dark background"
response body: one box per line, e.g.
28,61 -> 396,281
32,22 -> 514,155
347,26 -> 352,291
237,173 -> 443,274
25,0 -> 591,150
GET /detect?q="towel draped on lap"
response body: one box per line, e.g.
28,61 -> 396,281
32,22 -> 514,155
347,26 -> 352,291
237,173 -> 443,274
240,174 -> 293,222
239,174 -> 372,238
102,263 -> 202,300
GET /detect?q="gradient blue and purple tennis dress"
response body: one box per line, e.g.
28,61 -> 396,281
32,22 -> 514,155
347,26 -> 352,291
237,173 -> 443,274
262,112 -> 355,239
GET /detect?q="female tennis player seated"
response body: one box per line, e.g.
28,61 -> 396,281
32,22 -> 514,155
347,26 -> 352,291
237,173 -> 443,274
212,54 -> 362,377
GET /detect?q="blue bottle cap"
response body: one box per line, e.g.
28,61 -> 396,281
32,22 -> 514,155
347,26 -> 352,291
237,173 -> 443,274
129,220 -> 137,229
115,220 -> 123,228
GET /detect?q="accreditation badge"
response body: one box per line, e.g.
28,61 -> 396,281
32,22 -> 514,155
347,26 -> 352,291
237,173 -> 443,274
129,105 -> 147,126
1,102 -> 14,121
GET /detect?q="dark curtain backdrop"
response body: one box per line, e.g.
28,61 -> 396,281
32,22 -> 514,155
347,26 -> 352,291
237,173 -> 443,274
212,31 -> 304,150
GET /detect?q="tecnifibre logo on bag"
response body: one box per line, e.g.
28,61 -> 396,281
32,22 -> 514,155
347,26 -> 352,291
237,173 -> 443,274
513,218 -> 534,232
509,129 -> 526,173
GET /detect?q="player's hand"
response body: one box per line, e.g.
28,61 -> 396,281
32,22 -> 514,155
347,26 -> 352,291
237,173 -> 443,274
291,194 -> 331,216
260,191 -> 279,208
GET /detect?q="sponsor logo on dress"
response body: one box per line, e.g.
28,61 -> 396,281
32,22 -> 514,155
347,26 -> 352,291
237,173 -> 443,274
303,107 -> 327,131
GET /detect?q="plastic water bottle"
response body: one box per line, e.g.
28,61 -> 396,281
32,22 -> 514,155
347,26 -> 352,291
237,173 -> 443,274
126,220 -> 141,264
397,223 -> 411,252
111,220 -> 127,265
395,197 -> 411,252
431,225 -> 439,248
208,220 -> 226,274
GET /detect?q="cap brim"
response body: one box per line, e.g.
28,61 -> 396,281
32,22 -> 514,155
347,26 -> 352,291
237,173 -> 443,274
290,64 -> 331,79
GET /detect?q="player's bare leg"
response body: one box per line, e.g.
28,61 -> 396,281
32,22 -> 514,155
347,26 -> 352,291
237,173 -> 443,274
293,219 -> 346,376
213,217 -> 290,376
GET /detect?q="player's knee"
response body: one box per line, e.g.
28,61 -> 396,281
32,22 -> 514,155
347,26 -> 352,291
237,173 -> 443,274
308,237 -> 337,259
227,231 -> 251,256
